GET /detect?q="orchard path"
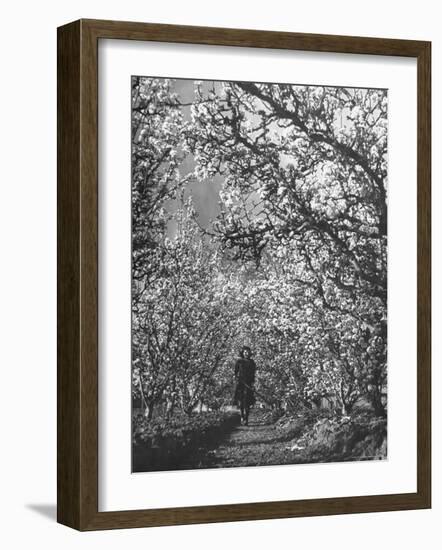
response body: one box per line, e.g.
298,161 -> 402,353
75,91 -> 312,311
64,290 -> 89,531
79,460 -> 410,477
190,410 -> 296,469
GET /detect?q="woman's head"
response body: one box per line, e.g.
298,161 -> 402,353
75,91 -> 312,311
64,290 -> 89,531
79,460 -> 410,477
240,345 -> 252,359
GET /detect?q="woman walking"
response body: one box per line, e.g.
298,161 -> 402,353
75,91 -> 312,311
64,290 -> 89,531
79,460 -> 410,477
233,346 -> 256,426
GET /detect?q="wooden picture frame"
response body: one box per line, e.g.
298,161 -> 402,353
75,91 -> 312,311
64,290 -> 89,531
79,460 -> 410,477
57,18 -> 431,530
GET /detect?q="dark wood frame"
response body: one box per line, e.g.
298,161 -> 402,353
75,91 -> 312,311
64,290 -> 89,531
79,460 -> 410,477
57,18 -> 431,531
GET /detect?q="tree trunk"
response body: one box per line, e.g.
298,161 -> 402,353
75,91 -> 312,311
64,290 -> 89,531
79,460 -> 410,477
165,396 -> 176,419
366,387 -> 386,417
144,403 -> 154,420
371,395 -> 386,417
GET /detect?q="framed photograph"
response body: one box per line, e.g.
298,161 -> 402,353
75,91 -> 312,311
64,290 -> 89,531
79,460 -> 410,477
57,19 -> 431,530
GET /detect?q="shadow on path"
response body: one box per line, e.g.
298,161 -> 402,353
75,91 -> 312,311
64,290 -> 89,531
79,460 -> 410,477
189,410 -> 290,469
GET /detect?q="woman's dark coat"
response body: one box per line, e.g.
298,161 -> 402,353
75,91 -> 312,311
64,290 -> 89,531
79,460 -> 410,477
233,358 -> 256,408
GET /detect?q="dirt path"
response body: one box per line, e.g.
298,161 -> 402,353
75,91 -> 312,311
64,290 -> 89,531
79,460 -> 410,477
195,410 -> 294,469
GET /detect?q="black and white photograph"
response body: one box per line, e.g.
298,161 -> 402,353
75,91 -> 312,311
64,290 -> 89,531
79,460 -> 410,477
131,76 -> 388,473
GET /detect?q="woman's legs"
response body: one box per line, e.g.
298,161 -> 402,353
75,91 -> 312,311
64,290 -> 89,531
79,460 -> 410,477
244,404 -> 250,425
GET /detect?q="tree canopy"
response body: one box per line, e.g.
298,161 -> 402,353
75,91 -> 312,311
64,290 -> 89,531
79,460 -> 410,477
131,77 -> 388,420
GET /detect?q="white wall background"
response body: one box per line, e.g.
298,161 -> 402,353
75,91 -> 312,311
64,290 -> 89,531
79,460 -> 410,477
0,0 -> 439,547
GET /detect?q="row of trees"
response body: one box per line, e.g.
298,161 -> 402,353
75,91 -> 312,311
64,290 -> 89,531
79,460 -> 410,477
131,77 -> 387,421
